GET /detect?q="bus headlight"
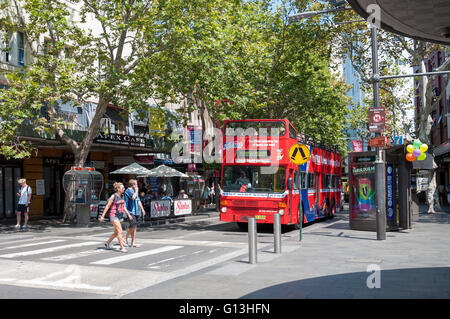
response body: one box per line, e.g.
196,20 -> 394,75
278,209 -> 285,215
221,207 -> 227,213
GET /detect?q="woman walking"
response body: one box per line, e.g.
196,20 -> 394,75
99,182 -> 133,253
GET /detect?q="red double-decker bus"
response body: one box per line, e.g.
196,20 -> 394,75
219,119 -> 342,229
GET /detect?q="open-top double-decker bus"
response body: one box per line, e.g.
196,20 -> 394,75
219,119 -> 342,229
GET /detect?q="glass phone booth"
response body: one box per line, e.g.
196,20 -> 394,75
348,146 -> 412,232
63,167 -> 104,226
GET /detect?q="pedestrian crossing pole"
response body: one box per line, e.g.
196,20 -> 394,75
298,165 -> 303,242
289,143 -> 309,243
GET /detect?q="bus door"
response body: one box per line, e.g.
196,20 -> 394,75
287,169 -> 294,220
292,169 -> 299,224
315,173 -> 321,218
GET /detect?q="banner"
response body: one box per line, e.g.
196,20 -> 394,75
173,199 -> 192,216
352,140 -> 363,152
148,107 -> 166,137
150,200 -> 171,218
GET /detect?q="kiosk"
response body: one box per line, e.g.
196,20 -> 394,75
348,146 -> 412,231
63,167 -> 104,226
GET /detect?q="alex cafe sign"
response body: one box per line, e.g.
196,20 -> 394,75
94,132 -> 147,147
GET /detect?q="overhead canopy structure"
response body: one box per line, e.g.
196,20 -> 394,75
139,164 -> 189,178
348,0 -> 450,45
109,162 -> 153,175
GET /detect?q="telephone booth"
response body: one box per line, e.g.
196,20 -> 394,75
348,146 -> 413,232
63,167 -> 104,225
180,173 -> 205,214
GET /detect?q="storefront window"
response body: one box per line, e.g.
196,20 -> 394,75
4,168 -> 13,217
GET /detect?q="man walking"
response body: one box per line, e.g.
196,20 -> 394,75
15,178 -> 32,230
124,179 -> 146,248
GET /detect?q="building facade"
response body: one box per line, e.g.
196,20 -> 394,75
414,48 -> 450,203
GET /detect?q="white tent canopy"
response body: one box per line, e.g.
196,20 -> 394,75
138,164 -> 188,178
109,162 -> 153,175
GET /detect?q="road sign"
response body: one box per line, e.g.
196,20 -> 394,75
289,144 -> 310,165
393,136 -> 404,145
369,136 -> 386,148
368,107 -> 386,133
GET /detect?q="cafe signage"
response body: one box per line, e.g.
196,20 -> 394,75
173,199 -> 192,216
150,200 -> 171,218
94,132 -> 147,147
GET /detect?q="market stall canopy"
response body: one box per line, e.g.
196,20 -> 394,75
348,0 -> 450,45
139,164 -> 189,178
109,162 -> 153,175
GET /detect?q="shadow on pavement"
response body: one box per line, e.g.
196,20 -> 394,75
239,267 -> 450,299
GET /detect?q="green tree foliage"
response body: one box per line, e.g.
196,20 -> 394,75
0,0 -> 181,163
149,0 -> 350,153
1,0 -> 351,163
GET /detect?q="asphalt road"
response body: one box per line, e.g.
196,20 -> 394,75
0,211 -> 320,299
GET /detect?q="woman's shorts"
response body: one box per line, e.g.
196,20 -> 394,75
110,216 -> 119,222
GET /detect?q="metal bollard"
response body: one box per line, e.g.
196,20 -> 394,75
274,214 -> 281,254
248,218 -> 257,264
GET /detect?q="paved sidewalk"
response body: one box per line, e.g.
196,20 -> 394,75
0,207 -> 219,235
124,207 -> 450,299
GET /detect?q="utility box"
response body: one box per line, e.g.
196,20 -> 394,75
63,167 -> 104,226
348,146 -> 412,232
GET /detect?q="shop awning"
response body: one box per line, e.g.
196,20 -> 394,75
139,164 -> 188,178
109,162 -> 153,175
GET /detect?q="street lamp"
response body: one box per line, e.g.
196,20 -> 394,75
289,6 -> 387,240
288,7 -> 353,21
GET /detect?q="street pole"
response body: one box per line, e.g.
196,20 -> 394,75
298,165 -> 303,242
371,25 -> 386,240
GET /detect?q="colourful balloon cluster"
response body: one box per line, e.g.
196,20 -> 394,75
406,140 -> 428,162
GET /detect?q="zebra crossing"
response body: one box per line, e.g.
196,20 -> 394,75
0,237 -> 242,269
0,236 -> 249,296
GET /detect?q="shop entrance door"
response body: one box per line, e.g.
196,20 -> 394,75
0,166 -> 22,219
43,166 -> 64,217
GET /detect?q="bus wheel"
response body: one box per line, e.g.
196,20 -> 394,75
236,222 -> 248,231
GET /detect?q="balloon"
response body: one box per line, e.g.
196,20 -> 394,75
406,153 -> 416,162
406,144 -> 415,153
417,153 -> 427,161
413,149 -> 422,157
420,144 -> 428,153
413,139 -> 422,148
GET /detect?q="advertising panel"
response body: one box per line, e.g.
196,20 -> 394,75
386,164 -> 395,220
150,200 -> 171,218
173,199 -> 192,216
351,164 -> 377,219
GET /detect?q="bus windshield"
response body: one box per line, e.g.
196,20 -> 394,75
222,166 -> 286,193
224,121 -> 286,137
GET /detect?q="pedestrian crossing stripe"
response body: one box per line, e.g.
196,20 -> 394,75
90,245 -> 184,265
288,144 -> 310,165
0,240 -> 66,251
0,241 -> 100,259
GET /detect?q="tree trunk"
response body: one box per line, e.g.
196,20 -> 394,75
62,96 -> 110,222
